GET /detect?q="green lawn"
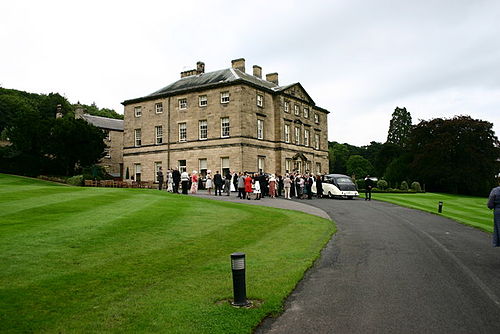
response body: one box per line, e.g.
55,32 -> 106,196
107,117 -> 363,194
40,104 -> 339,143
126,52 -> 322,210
371,192 -> 493,232
0,174 -> 335,333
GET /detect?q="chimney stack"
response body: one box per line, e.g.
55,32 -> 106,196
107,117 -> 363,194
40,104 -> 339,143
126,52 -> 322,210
196,61 -> 205,74
231,58 -> 246,72
266,72 -> 279,85
253,65 -> 262,79
181,61 -> 204,78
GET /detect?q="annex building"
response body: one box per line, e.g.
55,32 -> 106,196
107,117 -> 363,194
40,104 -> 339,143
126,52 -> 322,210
122,58 -> 329,182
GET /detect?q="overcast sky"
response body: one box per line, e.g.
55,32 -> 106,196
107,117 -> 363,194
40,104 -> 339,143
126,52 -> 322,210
1,0 -> 499,146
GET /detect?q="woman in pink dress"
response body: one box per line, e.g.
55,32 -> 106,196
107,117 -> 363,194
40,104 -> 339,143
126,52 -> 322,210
190,171 -> 198,194
269,174 -> 276,198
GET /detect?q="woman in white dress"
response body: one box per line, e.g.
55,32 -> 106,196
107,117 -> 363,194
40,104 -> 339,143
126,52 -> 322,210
205,170 -> 213,195
166,169 -> 173,192
253,173 -> 261,200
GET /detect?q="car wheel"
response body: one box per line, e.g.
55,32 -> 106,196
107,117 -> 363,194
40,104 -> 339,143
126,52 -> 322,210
328,191 -> 333,199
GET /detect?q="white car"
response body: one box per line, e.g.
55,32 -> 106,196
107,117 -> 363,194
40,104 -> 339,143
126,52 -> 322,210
312,174 -> 359,199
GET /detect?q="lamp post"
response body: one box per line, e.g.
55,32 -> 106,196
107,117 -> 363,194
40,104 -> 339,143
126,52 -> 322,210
230,252 -> 249,307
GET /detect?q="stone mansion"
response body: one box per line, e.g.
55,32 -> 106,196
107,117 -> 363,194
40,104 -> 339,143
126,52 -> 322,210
121,58 -> 329,182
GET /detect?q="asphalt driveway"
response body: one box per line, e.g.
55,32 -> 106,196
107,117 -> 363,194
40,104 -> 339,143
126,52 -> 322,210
255,197 -> 500,333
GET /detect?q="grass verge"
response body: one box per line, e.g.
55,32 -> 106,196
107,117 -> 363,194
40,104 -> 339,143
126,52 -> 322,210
0,173 -> 335,333
370,192 -> 492,232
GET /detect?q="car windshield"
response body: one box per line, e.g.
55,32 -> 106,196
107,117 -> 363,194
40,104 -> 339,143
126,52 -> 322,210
336,177 -> 353,184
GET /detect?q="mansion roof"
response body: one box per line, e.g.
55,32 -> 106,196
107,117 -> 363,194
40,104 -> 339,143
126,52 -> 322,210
123,67 -> 328,113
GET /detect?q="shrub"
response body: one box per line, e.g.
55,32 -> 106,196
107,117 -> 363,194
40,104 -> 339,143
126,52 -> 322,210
400,181 -> 409,191
411,181 -> 422,192
356,179 -> 365,190
377,179 -> 388,190
67,175 -> 83,186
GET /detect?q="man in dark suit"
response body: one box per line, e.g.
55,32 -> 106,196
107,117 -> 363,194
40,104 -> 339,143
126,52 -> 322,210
214,171 -> 223,196
172,167 -> 181,194
365,175 -> 374,201
157,167 -> 164,191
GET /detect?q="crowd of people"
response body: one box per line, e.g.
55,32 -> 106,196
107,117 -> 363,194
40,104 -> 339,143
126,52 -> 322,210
155,167 -> 326,200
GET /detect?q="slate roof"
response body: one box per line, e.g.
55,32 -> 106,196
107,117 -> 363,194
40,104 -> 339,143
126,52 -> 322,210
81,114 -> 124,131
148,68 -> 279,97
122,67 -> 329,113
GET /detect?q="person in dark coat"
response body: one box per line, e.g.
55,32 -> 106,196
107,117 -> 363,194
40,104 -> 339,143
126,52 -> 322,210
277,174 -> 284,197
306,174 -> 314,199
157,167 -> 164,191
214,171 -> 223,196
316,174 -> 323,198
365,175 -> 374,201
290,174 -> 295,198
487,177 -> 500,247
172,168 -> 181,193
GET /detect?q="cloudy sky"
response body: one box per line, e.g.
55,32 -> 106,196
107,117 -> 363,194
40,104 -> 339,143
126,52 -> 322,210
1,0 -> 499,146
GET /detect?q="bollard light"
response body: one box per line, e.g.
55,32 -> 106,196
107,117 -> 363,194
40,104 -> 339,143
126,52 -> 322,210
230,252 -> 249,307
438,201 -> 443,213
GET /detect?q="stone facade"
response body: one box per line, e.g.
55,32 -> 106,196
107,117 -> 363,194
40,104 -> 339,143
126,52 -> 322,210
76,108 -> 124,177
122,58 -> 329,182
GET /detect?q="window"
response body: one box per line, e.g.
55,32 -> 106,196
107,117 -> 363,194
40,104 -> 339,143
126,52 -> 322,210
134,106 -> 142,117
134,163 -> 142,182
294,105 -> 300,116
104,147 -> 110,158
199,95 -> 208,107
304,108 -> 309,118
134,129 -> 141,147
178,160 -> 186,173
305,162 -> 311,173
304,129 -> 310,146
179,98 -> 187,110
315,133 -> 320,150
258,156 -> 265,173
284,101 -> 289,113
221,157 -> 230,176
220,92 -> 230,104
221,117 -> 230,137
257,119 -> 264,140
284,124 -> 290,143
155,102 -> 163,114
155,162 -> 162,182
199,120 -> 207,140
314,113 -> 320,124
257,94 -> 264,107
199,158 -> 207,178
316,162 -> 322,174
103,129 -> 110,141
179,122 -> 187,142
155,126 -> 163,144
285,159 -> 291,173
295,127 -> 300,144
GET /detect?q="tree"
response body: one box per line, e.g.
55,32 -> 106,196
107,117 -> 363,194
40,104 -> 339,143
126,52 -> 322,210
375,142 -> 404,177
408,116 -> 500,196
346,155 -> 374,178
387,107 -> 412,147
47,118 -> 106,175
